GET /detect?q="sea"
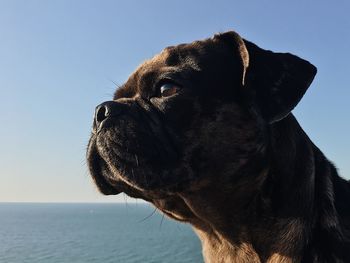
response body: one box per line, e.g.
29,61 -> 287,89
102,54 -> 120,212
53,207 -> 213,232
0,203 -> 203,263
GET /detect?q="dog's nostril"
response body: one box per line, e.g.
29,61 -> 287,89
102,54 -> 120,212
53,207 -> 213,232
96,105 -> 109,124
94,101 -> 125,131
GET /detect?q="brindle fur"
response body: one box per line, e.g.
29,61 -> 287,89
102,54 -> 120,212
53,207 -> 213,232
87,31 -> 350,262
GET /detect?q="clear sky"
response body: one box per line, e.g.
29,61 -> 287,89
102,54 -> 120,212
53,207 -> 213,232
0,0 -> 349,202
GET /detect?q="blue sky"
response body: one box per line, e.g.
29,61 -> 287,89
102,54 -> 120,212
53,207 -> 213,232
0,0 -> 349,202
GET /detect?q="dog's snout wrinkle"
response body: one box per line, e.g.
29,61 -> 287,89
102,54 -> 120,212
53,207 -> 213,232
135,98 -> 181,161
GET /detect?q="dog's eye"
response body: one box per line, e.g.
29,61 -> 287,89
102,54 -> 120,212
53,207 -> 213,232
160,83 -> 180,97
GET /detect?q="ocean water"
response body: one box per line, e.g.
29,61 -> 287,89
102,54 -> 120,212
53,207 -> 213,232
0,203 -> 203,263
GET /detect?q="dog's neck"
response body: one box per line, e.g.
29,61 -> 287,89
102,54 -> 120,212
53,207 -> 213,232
194,225 -> 301,263
155,114 -> 341,262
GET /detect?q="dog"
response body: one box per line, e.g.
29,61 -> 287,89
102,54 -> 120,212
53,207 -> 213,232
87,31 -> 350,262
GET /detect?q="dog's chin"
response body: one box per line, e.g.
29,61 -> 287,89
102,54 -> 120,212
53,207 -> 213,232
87,143 -> 147,199
86,148 -> 119,195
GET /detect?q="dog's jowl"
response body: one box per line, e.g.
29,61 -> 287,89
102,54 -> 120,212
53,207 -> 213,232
87,31 -> 350,262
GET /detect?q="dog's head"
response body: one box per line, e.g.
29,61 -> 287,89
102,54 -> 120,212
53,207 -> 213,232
87,31 -> 316,222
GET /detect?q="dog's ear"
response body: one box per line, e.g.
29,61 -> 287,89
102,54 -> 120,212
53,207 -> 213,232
213,31 -> 250,86
243,40 -> 317,123
214,31 -> 317,123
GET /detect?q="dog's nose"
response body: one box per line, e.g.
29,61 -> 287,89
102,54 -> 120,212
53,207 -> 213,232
93,101 -> 125,131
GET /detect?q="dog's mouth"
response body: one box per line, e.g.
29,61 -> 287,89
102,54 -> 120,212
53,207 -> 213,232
86,111 -> 194,199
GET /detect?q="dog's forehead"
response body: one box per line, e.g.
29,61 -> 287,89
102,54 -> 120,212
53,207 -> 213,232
114,39 -> 212,99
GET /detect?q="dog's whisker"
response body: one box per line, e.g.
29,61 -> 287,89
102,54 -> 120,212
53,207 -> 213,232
134,154 -> 139,167
131,168 -> 135,181
137,207 -> 157,223
159,213 -> 165,229
122,193 -> 129,211
106,78 -> 122,89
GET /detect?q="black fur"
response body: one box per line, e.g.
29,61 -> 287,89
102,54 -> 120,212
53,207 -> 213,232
87,31 -> 350,262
